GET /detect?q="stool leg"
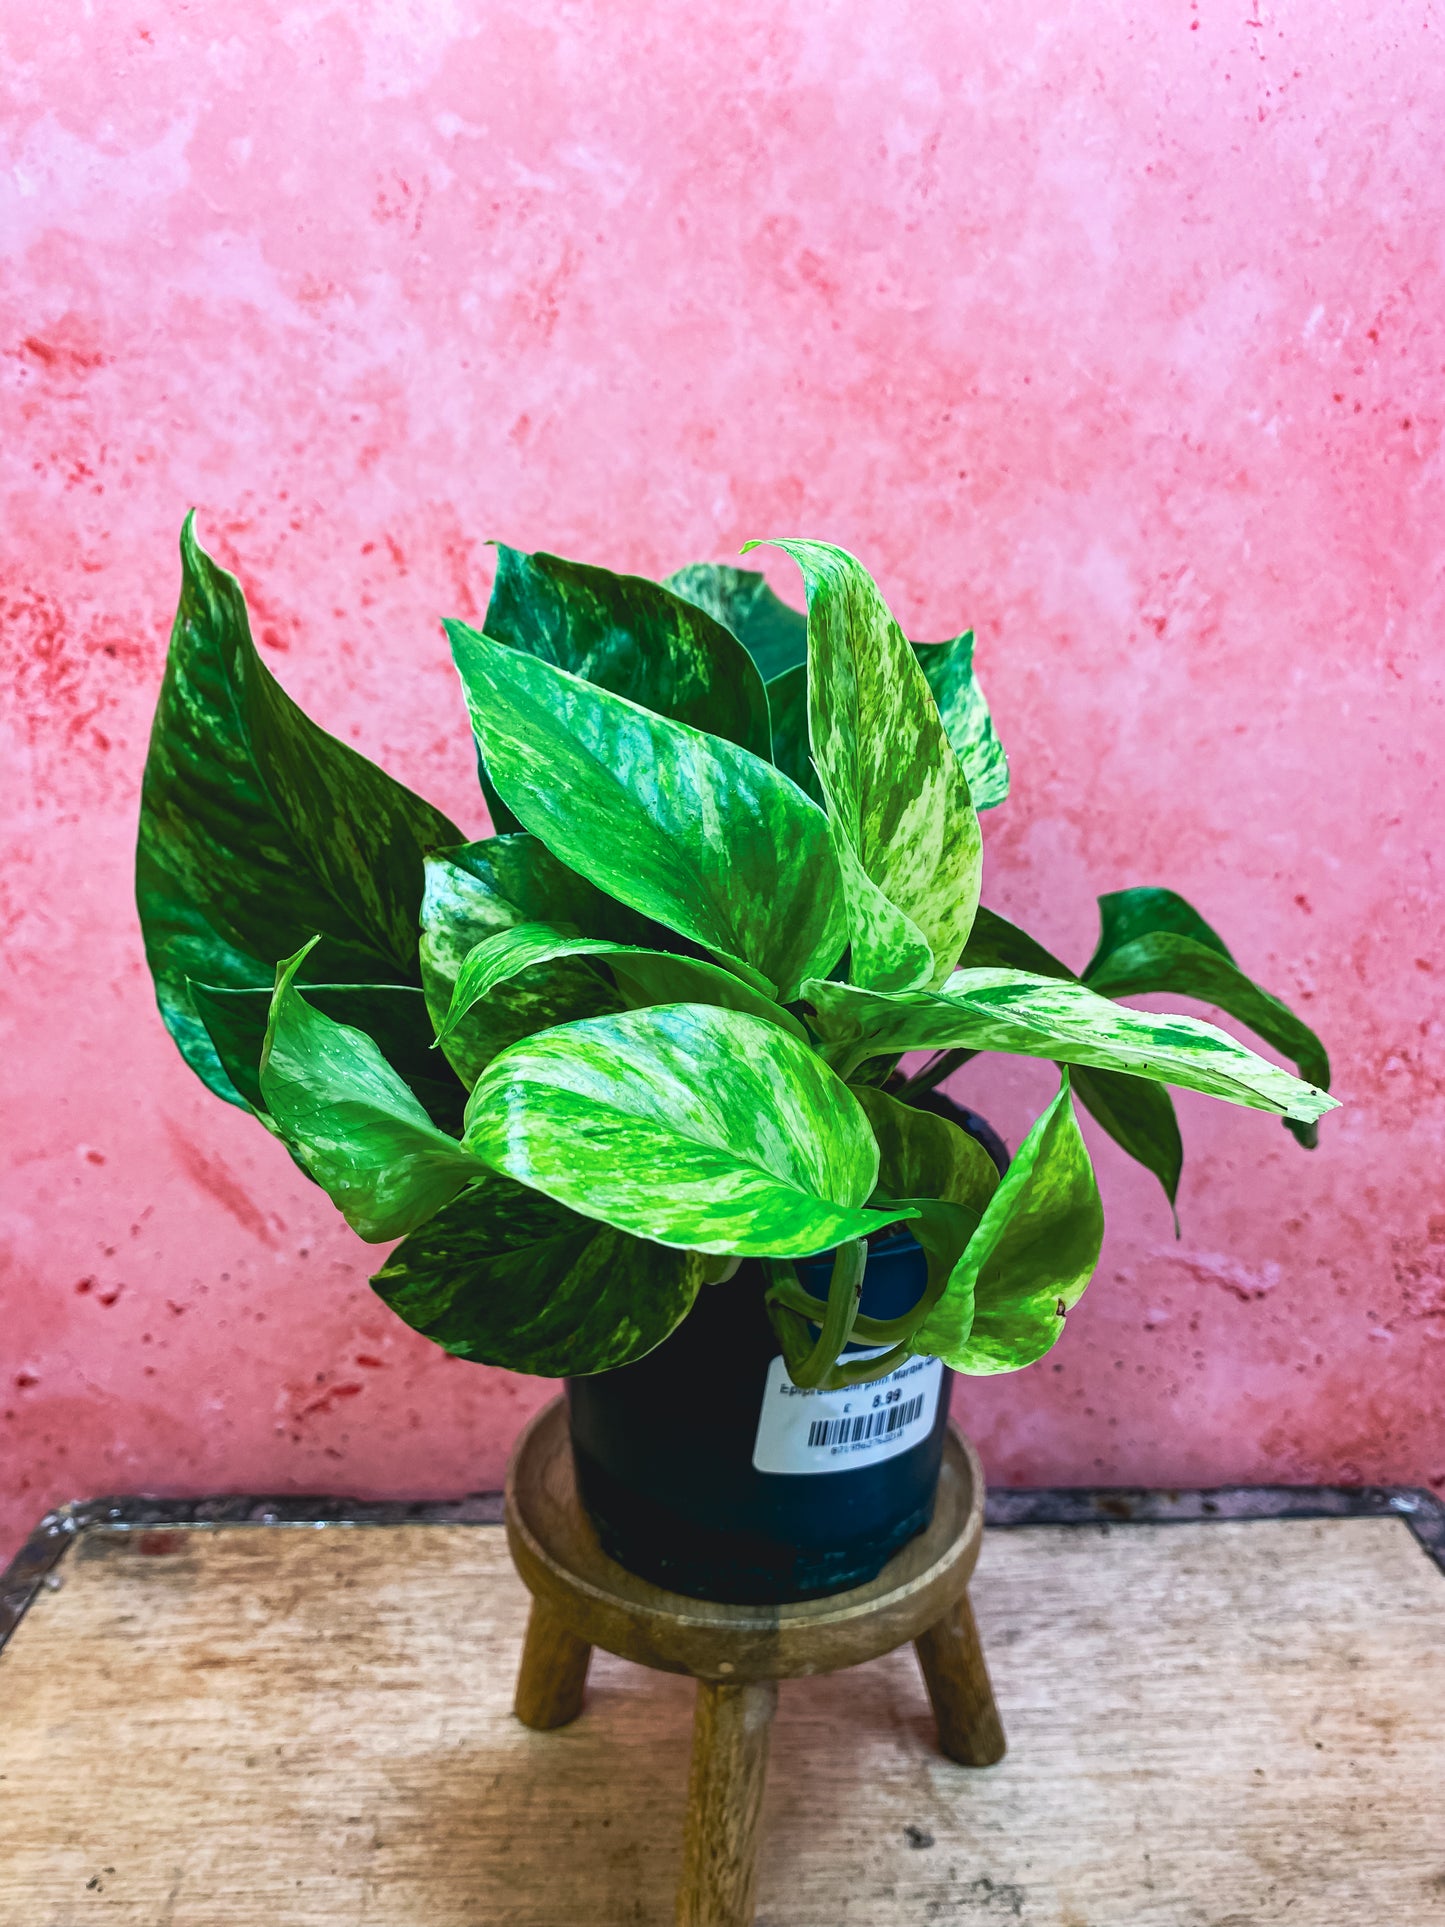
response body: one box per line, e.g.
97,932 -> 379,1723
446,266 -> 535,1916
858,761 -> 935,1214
914,1588 -> 1006,1766
514,1599 -> 593,1730
677,1678 -> 777,1927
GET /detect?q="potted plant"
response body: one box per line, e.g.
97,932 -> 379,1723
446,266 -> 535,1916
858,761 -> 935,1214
137,521 -> 1334,1604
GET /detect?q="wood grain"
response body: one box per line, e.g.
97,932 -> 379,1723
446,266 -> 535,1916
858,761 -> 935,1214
513,1599 -> 592,1730
914,1589 -> 1007,1766
505,1402 -> 993,1921
677,1680 -> 776,1927
1,1515 -> 1442,1923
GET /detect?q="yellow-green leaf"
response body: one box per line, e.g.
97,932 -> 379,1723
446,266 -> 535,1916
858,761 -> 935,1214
190,977 -> 465,1134
752,540 -> 981,989
448,623 -> 846,999
259,943 -> 483,1242
852,1085 -> 1000,1215
442,922 -> 808,1044
419,834 -> 652,1087
462,1003 -> 912,1257
915,1075 -> 1103,1373
806,967 -> 1338,1124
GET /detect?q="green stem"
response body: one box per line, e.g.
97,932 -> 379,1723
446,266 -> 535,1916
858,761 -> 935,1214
764,1240 -> 866,1390
764,1313 -> 918,1390
822,1341 -> 916,1387
895,1047 -> 977,1100
767,1274 -> 928,1350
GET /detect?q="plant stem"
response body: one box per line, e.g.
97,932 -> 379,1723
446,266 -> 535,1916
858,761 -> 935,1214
895,1047 -> 978,1100
821,1341 -> 915,1386
764,1239 -> 949,1388
764,1240 -> 866,1389
846,1053 -> 902,1088
765,1305 -> 919,1390
767,1274 -> 926,1350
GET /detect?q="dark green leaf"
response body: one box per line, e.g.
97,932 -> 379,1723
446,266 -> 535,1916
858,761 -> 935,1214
914,629 -> 1009,810
763,662 -> 820,803
952,913 -> 1193,1204
136,515 -> 460,1106
371,1173 -> 706,1377
756,540 -> 981,990
418,834 -> 648,1087
448,623 -> 846,1000
478,548 -> 773,834
1085,887 -> 1234,974
957,906 -> 1076,979
186,979 -> 272,1112
442,922 -> 809,1044
664,561 -> 809,683
190,978 -> 466,1134
805,968 -> 1339,1124
915,1075 -> 1103,1373
1085,929 -> 1331,1152
463,1003 -> 913,1257
258,943 -> 483,1241
1071,1066 -> 1183,1224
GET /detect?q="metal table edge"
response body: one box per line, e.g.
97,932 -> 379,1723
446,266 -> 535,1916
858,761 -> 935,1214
3,1481 -> 1440,1657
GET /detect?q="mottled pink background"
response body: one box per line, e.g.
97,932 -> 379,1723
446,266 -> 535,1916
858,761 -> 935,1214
3,2 -> 1442,1566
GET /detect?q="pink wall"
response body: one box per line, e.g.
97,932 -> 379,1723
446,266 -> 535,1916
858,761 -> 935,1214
3,2 -> 1442,1566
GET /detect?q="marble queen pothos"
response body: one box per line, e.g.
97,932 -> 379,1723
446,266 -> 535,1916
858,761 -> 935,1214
136,522 -> 1336,1390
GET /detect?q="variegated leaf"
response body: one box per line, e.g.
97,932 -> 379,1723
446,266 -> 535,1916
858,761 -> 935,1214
478,547 -> 772,829
448,623 -> 846,1000
1085,886 -> 1234,972
137,515 -> 460,1106
915,1075 -> 1103,1373
371,1173 -> 707,1376
752,540 -> 981,989
1084,895 -> 1330,1150
663,561 -> 809,683
952,905 -> 1188,1219
949,908 -> 1185,1213
851,1084 -> 1000,1304
828,825 -> 936,993
852,1085 -> 1001,1214
804,967 -> 1338,1123
190,978 -> 465,1134
419,835 -> 652,1087
914,628 -> 1009,810
462,1003 -> 912,1257
441,922 -> 808,1044
259,943 -> 483,1241
668,563 -> 1010,813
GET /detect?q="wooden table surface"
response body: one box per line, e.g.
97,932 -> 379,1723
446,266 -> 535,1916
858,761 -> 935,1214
1,1506 -> 1442,1924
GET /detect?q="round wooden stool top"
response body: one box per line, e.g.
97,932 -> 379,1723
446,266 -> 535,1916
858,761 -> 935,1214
504,1396 -> 986,1683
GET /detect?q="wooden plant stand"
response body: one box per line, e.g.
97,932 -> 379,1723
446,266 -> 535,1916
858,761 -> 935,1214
506,1397 -> 1005,1927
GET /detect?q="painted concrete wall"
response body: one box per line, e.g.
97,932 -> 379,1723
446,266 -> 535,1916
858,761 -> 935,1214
3,2 -> 1442,1565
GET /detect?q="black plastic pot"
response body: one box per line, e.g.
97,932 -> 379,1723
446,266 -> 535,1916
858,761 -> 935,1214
566,1096 -> 1007,1605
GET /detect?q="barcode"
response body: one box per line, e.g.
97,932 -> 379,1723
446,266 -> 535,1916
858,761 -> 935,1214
807,1394 -> 925,1451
